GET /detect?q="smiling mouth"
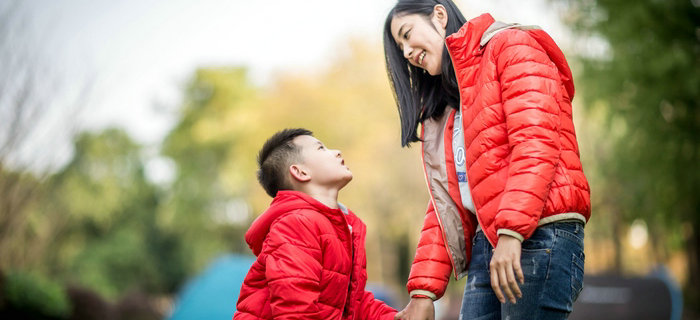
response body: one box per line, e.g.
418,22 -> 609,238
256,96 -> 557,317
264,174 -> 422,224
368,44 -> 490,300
418,51 -> 426,66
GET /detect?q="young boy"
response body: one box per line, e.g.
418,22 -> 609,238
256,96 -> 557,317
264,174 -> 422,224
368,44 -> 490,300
233,128 -> 397,320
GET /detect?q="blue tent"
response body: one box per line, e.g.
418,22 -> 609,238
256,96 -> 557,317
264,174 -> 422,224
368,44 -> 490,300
168,253 -> 400,319
168,254 -> 255,320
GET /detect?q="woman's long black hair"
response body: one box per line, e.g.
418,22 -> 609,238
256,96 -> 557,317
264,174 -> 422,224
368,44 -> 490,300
383,0 -> 467,146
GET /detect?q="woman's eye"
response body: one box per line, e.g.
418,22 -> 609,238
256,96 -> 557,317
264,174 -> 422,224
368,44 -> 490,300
404,30 -> 410,39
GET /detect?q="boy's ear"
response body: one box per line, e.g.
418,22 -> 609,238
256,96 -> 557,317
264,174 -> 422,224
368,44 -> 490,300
289,164 -> 311,182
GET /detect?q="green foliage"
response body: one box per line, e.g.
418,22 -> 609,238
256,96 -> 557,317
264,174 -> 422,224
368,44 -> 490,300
160,68 -> 257,274
557,0 -> 700,234
3,271 -> 70,318
0,166 -> 44,271
71,229 -> 156,298
554,0 -> 700,309
38,129 -> 187,298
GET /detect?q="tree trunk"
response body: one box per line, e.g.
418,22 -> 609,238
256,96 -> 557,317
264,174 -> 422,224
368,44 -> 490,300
612,209 -> 624,274
685,220 -> 700,314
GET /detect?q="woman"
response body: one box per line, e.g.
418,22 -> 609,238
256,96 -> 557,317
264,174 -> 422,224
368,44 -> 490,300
382,0 -> 591,319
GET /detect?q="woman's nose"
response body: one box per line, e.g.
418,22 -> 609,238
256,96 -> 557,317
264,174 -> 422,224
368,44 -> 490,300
403,45 -> 413,59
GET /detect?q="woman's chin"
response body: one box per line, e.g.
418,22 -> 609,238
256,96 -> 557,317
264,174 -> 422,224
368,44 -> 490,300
427,67 -> 442,76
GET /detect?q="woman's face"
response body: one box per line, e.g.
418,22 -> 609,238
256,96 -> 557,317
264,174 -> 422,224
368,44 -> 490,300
390,8 -> 448,76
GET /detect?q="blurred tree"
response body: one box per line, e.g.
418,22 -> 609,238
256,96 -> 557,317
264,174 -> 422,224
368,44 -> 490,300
160,68 -> 258,277
43,129 -> 180,298
0,0 -> 89,168
0,270 -> 70,319
0,1 -> 88,271
554,0 -> 700,308
0,166 -> 44,270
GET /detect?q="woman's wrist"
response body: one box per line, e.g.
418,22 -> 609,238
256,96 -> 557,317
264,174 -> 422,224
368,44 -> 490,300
408,289 -> 437,300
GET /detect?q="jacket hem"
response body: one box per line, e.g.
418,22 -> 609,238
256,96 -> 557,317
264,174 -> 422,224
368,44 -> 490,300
496,212 -> 587,242
538,212 -> 587,226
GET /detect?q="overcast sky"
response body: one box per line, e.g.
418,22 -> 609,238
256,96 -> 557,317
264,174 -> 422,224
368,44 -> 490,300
8,0 -> 568,171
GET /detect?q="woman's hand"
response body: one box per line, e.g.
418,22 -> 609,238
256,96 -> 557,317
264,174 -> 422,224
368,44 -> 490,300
489,235 -> 525,304
394,297 -> 434,320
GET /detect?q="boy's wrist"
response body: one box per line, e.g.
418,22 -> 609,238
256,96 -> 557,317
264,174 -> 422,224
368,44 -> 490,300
411,294 -> 432,299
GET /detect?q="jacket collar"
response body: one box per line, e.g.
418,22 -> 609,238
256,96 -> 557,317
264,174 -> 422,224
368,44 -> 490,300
245,190 -> 348,255
445,13 -> 496,61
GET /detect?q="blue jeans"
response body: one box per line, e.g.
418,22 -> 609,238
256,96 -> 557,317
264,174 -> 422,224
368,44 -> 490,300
460,221 -> 585,320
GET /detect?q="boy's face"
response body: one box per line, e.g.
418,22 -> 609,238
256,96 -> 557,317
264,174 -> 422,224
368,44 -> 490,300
292,135 -> 352,188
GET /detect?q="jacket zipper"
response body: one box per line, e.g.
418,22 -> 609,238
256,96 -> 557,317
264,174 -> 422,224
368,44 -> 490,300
444,42 -> 492,254
340,213 -> 355,320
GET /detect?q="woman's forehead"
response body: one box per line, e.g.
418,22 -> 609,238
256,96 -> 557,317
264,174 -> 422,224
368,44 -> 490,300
390,13 -> 422,38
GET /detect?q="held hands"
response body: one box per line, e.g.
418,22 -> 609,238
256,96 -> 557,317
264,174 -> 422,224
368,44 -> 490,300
394,297 -> 434,320
490,235 -> 525,304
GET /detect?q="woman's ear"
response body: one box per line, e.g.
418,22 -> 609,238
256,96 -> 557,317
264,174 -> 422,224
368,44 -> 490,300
289,164 -> 311,182
432,4 -> 448,30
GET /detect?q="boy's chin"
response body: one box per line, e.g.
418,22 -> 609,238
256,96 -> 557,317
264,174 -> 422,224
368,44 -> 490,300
337,175 -> 353,188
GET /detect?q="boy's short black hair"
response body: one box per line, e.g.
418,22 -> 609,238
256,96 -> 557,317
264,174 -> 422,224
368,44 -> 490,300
257,128 -> 313,197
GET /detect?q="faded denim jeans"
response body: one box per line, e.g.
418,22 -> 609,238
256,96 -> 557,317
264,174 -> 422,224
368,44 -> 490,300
460,221 -> 585,320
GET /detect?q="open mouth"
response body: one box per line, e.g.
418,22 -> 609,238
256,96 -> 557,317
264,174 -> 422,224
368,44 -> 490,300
418,51 -> 426,66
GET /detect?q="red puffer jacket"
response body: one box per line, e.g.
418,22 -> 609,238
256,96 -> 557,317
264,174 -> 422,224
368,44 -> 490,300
234,191 -> 396,320
406,14 -> 591,300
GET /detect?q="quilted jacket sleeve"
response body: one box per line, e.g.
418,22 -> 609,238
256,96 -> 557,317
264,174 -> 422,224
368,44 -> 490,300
356,290 -> 397,320
493,29 -> 562,242
405,201 -> 452,300
264,213 -> 324,319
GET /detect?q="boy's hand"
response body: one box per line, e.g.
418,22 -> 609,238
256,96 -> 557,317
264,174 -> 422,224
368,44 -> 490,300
490,234 -> 525,304
394,297 -> 434,320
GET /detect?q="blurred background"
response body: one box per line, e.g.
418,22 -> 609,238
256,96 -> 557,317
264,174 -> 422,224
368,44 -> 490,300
0,0 -> 697,319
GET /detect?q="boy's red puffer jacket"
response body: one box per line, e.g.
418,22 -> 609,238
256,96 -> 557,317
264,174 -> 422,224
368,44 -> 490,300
406,13 -> 591,300
233,190 -> 396,320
